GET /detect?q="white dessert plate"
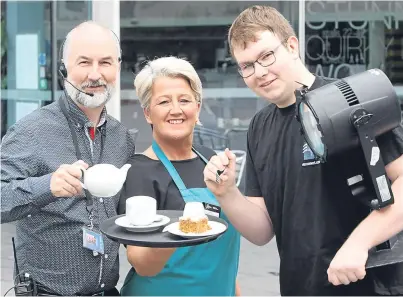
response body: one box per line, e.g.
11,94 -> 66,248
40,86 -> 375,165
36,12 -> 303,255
115,215 -> 170,233
162,221 -> 227,238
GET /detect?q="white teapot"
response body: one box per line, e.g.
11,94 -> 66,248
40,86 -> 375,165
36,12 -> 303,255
80,164 -> 131,197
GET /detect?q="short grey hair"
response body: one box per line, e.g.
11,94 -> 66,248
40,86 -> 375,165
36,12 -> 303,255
62,21 -> 121,67
134,56 -> 202,110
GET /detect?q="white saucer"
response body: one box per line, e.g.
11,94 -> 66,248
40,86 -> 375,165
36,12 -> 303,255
115,215 -> 170,233
163,221 -> 227,239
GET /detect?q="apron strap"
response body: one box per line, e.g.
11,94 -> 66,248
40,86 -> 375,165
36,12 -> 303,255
152,141 -> 211,192
152,141 -> 188,191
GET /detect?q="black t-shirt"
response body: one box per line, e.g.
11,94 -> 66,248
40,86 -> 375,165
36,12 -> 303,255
245,76 -> 403,295
118,145 -> 216,214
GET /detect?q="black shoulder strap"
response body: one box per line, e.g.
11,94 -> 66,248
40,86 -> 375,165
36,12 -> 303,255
191,146 -> 211,164
58,98 -> 82,160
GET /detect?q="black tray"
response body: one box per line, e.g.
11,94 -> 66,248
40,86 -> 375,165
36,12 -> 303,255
100,210 -> 228,248
366,231 -> 403,268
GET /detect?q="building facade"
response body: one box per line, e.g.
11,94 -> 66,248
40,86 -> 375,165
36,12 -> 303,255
1,1 -> 402,150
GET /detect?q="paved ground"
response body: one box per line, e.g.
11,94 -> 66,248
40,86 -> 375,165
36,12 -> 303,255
1,223 -> 280,296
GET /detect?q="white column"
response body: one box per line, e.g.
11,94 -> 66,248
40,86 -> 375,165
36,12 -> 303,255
298,0 -> 306,64
92,0 -> 121,121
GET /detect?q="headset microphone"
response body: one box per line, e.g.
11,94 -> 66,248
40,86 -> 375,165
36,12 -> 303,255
58,68 -> 94,97
63,78 -> 94,97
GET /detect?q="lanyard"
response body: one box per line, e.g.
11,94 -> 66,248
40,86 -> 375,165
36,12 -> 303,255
58,97 -> 105,229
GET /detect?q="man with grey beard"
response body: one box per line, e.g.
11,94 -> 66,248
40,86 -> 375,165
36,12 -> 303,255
1,21 -> 136,296
64,78 -> 115,109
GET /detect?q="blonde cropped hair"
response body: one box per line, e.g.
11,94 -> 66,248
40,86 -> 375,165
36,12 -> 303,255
134,56 -> 202,110
228,5 -> 296,57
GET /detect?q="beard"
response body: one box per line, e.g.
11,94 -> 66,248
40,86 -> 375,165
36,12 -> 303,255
65,79 -> 115,108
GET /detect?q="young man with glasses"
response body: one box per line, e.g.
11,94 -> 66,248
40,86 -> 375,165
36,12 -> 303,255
203,5 -> 403,296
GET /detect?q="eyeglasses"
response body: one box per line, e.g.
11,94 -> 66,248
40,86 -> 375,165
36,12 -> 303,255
237,43 -> 283,78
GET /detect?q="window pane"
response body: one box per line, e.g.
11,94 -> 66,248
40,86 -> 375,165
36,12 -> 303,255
120,1 -> 299,151
305,1 -> 403,84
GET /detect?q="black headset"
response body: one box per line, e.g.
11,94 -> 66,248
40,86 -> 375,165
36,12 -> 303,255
58,29 -> 122,79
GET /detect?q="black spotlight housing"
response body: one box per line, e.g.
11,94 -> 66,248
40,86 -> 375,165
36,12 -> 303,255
296,69 -> 401,210
296,68 -> 403,268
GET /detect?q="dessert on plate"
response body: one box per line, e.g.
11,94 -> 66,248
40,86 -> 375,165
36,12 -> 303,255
179,202 -> 211,234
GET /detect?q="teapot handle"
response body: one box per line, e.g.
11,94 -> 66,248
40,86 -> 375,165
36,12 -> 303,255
80,169 -> 87,190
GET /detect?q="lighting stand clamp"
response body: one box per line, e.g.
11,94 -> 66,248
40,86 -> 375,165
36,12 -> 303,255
350,108 -> 394,210
350,108 -> 398,252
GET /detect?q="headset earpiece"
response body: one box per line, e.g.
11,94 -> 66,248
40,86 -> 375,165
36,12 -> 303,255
59,62 -> 67,78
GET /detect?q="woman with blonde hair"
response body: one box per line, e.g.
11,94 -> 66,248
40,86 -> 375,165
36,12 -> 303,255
118,56 -> 241,296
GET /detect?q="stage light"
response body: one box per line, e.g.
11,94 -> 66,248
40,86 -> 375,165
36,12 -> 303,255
296,69 -> 401,210
295,69 -> 403,268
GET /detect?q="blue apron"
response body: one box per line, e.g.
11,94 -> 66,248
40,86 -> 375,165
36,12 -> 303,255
121,141 -> 240,296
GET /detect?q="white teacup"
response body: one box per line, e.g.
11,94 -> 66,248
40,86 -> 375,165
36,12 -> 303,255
126,196 -> 157,226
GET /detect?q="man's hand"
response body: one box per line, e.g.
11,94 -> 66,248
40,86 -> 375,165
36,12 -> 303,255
203,148 -> 237,198
50,160 -> 89,197
327,242 -> 368,286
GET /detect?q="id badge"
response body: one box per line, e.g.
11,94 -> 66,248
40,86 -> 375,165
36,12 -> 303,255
82,228 -> 104,254
203,202 -> 221,217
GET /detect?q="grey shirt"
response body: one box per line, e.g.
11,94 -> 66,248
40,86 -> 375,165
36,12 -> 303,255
1,95 -> 136,295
